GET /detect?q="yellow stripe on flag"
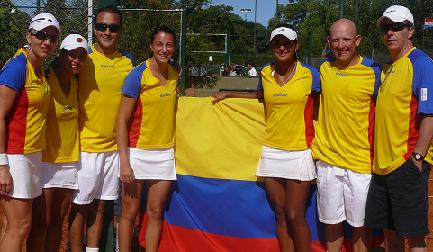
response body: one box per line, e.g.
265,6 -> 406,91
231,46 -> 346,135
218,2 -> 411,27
175,97 -> 265,181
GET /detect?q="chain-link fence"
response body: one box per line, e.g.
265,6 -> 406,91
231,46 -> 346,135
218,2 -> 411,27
0,0 -> 88,66
0,1 -> 185,67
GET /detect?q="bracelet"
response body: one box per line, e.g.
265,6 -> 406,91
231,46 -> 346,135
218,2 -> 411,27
0,153 -> 8,166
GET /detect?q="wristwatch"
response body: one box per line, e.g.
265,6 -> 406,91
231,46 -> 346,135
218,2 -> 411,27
412,152 -> 424,161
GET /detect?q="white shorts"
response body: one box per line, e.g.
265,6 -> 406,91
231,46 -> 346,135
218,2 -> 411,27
41,162 -> 78,190
256,146 -> 316,181
316,160 -> 372,227
127,148 -> 176,180
3,152 -> 42,199
72,151 -> 119,205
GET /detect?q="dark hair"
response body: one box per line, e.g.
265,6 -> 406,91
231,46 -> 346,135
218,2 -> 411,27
150,26 -> 177,44
95,5 -> 123,27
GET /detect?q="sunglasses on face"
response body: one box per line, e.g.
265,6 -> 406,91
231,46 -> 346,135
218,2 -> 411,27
380,22 -> 408,33
64,49 -> 87,60
29,29 -> 59,43
271,40 -> 295,49
94,23 -> 121,33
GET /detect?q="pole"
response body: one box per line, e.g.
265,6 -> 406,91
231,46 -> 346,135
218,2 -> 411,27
276,0 -> 279,16
355,0 -> 358,24
423,28 -> 425,49
36,0 -> 41,12
254,0 -> 257,58
87,0 -> 93,45
339,0 -> 344,18
180,9 -> 187,94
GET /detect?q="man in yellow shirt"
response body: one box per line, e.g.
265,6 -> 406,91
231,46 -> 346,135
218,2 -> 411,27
312,19 -> 380,252
68,6 -> 135,252
365,5 -> 433,251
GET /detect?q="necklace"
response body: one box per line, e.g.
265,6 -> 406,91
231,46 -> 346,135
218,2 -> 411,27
272,62 -> 297,86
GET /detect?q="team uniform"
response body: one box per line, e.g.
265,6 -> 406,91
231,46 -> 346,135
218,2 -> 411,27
73,45 -> 135,204
365,48 -> 433,237
0,49 -> 50,198
41,67 -> 79,189
121,59 -> 177,180
312,56 -> 381,227
255,62 -> 319,181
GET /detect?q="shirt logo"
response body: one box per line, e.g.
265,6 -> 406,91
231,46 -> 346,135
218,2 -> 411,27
273,93 -> 287,97
64,105 -> 74,111
336,72 -> 349,76
421,88 -> 428,101
160,93 -> 172,97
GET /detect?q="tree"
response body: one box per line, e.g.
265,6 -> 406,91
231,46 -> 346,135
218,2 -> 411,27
0,0 -> 30,66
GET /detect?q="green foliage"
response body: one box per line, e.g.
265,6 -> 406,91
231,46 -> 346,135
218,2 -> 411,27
0,0 -> 30,66
42,0 -> 87,39
273,0 -> 433,61
185,4 -> 269,65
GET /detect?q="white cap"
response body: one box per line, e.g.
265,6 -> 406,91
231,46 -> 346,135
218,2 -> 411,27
377,5 -> 414,26
60,34 -> 90,52
270,27 -> 297,41
29,13 -> 60,32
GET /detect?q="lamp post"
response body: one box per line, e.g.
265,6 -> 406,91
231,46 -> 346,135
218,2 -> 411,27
240,8 -> 252,21
339,0 -> 344,18
355,0 -> 358,24
254,0 -> 257,58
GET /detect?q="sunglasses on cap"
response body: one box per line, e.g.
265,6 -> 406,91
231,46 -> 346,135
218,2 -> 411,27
380,22 -> 409,33
29,29 -> 59,43
94,23 -> 121,33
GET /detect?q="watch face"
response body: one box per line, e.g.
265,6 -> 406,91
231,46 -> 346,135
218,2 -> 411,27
413,153 -> 423,161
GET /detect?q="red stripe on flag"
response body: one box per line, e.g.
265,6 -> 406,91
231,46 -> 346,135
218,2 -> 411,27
138,217 -> 384,252
6,90 -> 28,154
128,98 -> 143,148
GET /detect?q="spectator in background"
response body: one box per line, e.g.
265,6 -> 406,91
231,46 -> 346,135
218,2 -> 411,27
229,64 -> 237,76
247,62 -> 258,77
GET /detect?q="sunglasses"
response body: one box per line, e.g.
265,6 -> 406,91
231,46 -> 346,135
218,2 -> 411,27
29,29 -> 59,43
94,23 -> 121,33
381,22 -> 408,33
64,49 -> 87,60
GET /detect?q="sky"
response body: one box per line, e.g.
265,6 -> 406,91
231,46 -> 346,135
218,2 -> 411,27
210,0 -> 291,26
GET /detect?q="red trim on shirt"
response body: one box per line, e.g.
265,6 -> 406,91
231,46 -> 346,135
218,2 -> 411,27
304,94 -> 314,148
368,98 -> 375,166
6,90 -> 28,154
128,98 -> 143,148
403,94 -> 420,160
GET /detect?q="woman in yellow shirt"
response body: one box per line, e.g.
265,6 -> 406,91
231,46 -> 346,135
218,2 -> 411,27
27,34 -> 89,252
213,24 -> 320,252
116,26 -> 178,252
0,13 -> 60,252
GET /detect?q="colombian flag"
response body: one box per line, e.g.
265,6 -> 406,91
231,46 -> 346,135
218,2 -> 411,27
139,97 -> 382,251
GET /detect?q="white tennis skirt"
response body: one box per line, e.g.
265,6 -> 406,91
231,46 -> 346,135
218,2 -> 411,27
128,148 -> 176,180
256,146 -> 316,181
